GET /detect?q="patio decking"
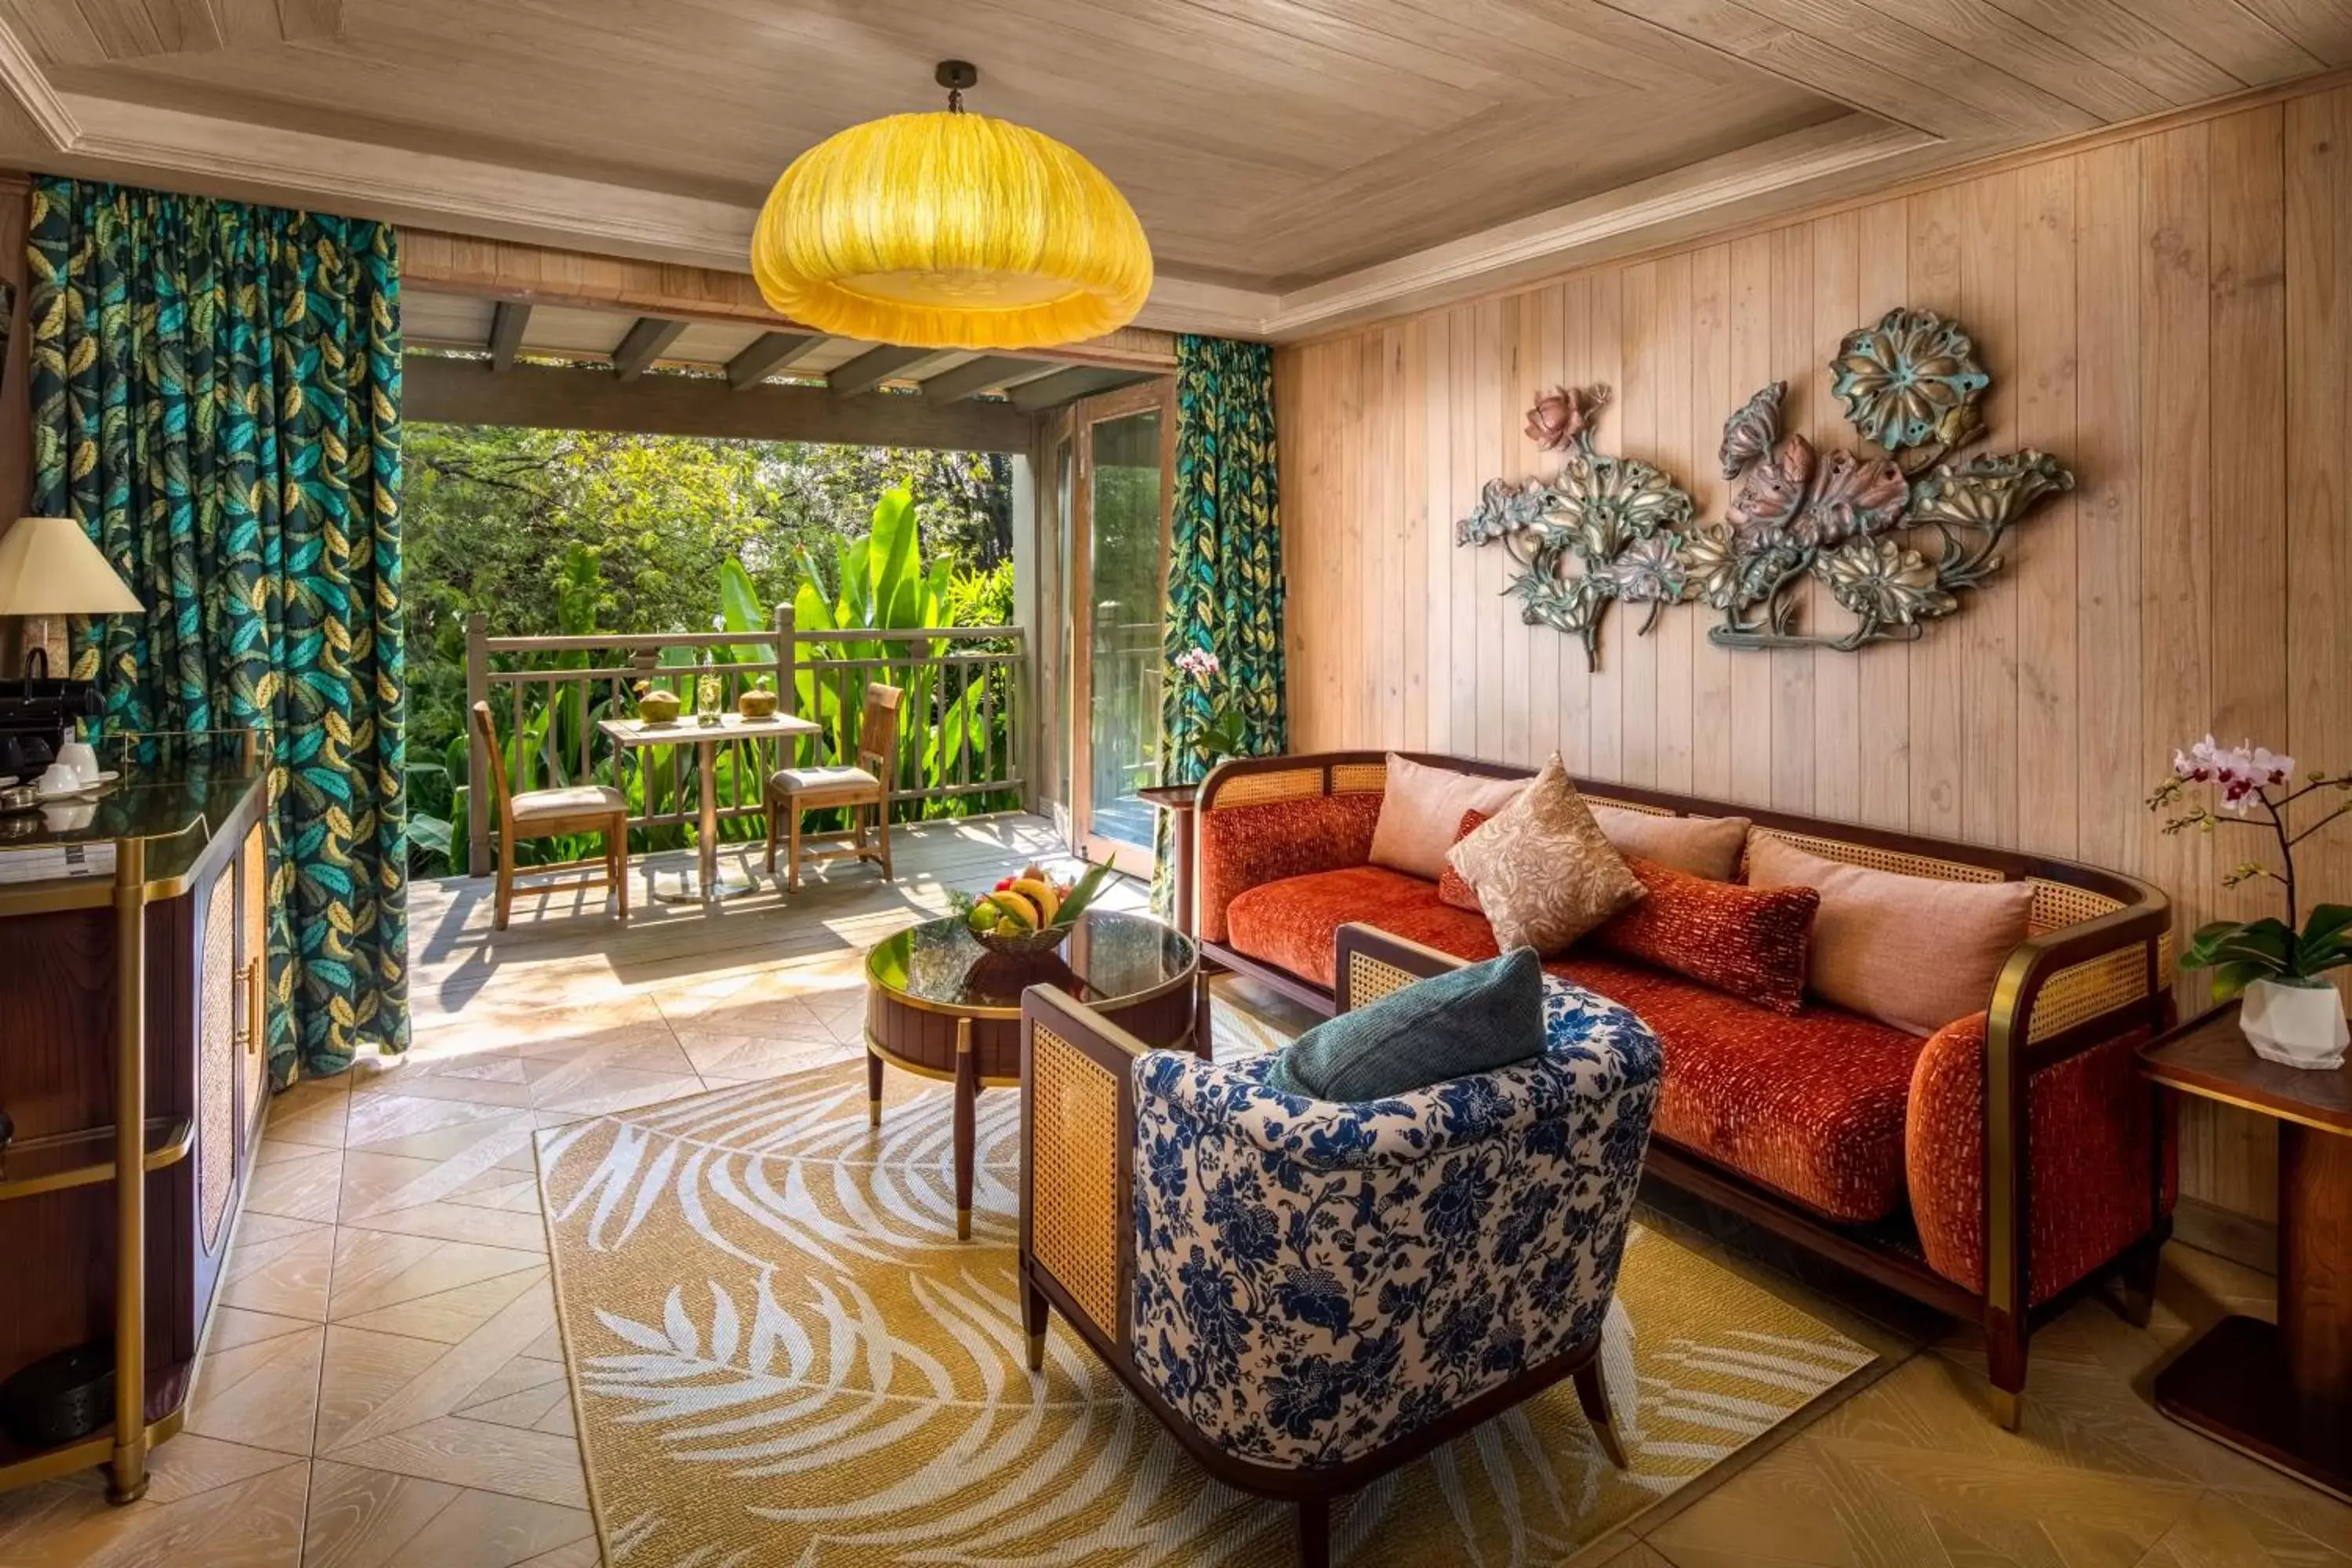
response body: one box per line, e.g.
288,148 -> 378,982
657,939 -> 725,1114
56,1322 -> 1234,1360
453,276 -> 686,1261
408,814 -> 1126,1042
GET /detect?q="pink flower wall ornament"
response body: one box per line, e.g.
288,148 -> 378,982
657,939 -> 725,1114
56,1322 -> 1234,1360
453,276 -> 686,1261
1524,385 -> 1606,452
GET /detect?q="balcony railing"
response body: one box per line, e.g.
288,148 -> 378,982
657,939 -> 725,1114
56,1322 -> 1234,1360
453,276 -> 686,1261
462,610 -> 1027,877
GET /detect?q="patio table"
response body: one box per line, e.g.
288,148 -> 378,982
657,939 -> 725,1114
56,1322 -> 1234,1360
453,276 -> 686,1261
598,710 -> 820,903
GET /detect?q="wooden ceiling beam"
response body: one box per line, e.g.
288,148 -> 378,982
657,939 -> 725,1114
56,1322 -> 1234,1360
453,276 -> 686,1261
827,344 -> 933,397
405,355 -> 1033,454
486,299 -> 528,372
1008,365 -> 1159,413
725,330 -> 826,389
611,316 -> 688,382
920,355 -> 1053,404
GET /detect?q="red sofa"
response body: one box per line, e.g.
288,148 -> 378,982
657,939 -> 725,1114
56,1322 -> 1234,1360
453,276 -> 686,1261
1191,751 -> 2175,1425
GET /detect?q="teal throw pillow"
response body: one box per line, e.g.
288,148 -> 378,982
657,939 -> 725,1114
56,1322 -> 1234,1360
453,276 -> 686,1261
1262,947 -> 1546,1102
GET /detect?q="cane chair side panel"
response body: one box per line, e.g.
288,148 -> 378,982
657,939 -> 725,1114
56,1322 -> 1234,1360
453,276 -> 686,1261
1028,1023 -> 1126,1340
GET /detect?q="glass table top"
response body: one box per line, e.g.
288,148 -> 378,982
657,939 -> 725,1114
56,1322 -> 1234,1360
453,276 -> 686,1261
866,910 -> 1197,1016
0,734 -> 266,895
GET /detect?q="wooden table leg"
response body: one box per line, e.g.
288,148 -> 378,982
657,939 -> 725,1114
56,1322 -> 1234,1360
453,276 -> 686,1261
2281,1122 -> 2352,1405
1173,800 -> 1197,940
866,1044 -> 884,1130
2154,1119 -> 2352,1499
953,1016 -> 976,1241
697,738 -> 720,901
1192,967 -> 1213,1062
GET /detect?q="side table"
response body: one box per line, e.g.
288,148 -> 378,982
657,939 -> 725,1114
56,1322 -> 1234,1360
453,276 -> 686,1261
865,910 -> 1203,1239
1134,784 -> 1199,938
2140,1001 -> 2350,1501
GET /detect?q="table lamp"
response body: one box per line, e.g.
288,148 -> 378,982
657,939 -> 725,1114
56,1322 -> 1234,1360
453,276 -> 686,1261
0,516 -> 140,679
0,517 -> 139,778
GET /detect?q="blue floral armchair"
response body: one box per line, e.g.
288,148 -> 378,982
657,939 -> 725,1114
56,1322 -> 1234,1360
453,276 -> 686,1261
1019,924 -> 1661,1568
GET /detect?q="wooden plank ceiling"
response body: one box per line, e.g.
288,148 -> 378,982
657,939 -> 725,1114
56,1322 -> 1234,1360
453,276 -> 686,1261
0,2 -> 2347,336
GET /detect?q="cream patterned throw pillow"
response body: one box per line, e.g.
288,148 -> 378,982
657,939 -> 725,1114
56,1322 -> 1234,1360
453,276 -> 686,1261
1446,756 -> 1646,954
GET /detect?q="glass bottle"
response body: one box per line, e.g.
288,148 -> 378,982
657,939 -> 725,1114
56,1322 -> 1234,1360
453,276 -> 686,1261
695,656 -> 723,724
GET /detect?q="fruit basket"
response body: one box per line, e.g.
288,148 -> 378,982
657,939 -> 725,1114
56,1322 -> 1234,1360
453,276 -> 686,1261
953,858 -> 1117,956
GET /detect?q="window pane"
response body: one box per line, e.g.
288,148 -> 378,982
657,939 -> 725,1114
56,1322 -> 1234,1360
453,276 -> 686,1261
1087,409 -> 1162,847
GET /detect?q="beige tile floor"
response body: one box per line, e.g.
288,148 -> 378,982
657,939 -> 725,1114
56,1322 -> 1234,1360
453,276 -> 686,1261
0,815 -> 2345,1567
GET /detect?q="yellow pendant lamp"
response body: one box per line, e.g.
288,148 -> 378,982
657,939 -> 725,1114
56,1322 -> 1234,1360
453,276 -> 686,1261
751,61 -> 1153,350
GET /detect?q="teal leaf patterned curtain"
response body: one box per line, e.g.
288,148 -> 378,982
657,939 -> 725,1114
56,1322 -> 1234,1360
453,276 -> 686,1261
28,176 -> 408,1084
1153,335 -> 1283,901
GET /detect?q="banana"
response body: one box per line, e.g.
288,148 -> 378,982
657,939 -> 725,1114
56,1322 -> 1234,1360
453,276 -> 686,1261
990,888 -> 1040,929
1009,877 -> 1061,925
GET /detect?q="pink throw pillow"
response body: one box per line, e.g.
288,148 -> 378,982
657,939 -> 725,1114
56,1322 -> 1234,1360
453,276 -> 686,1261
1744,831 -> 2032,1036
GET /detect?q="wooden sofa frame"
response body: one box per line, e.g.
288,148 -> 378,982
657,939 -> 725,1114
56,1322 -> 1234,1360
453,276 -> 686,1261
1190,750 -> 2176,1428
1017,941 -> 1629,1567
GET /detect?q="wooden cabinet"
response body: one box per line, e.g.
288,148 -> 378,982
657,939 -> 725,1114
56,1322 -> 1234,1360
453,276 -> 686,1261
0,763 -> 270,1499
170,822 -> 271,1355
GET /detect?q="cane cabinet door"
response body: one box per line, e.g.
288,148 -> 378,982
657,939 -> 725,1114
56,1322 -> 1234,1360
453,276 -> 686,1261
237,822 -> 267,1149
171,852 -> 234,1362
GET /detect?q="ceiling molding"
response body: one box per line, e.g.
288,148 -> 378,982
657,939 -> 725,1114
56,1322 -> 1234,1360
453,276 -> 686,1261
0,16 -> 79,147
1259,115 -> 1940,339
42,91 -> 760,266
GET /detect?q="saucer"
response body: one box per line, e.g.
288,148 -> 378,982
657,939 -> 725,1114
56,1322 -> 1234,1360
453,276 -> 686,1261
34,770 -> 118,801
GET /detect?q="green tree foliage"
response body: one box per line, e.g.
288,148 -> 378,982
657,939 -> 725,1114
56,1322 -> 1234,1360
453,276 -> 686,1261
402,426 -> 1016,877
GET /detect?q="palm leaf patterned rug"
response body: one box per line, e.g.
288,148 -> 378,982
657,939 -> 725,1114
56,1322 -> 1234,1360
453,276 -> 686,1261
539,1063 -> 1875,1566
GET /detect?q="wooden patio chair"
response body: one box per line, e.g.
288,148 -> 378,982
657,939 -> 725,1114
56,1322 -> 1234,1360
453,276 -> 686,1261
764,682 -> 901,891
471,701 -> 630,931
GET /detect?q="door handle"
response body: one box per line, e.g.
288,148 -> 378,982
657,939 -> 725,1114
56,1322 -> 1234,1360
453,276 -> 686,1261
234,959 -> 262,1055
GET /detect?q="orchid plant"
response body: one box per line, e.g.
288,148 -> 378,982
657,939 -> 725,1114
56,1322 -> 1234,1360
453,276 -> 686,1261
1173,646 -> 1250,765
2148,735 -> 2352,999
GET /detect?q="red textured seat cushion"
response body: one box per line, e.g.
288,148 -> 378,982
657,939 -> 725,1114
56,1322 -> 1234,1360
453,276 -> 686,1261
1224,867 -> 1486,989
1199,793 -> 1385,944
1225,874 -> 1922,1223
1549,955 -> 1926,1223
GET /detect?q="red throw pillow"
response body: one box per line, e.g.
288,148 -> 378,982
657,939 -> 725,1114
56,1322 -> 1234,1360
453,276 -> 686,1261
1438,809 -> 1490,913
1594,855 -> 1820,1014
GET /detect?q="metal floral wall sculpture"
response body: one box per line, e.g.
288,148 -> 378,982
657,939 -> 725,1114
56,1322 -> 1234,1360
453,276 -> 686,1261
1457,306 -> 2074,666
1458,386 -> 1696,670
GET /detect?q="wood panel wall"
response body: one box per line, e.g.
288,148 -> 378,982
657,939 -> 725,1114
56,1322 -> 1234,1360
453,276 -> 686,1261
1274,84 -> 2352,1237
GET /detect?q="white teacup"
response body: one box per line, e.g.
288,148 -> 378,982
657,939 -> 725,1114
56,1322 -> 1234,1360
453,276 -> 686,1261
36,762 -> 84,797
41,801 -> 94,831
56,740 -> 98,783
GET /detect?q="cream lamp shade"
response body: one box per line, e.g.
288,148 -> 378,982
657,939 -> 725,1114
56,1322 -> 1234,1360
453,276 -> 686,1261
0,516 -> 141,615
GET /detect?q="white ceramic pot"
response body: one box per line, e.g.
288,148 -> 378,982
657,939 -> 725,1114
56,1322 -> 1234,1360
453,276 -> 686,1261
2239,977 -> 2350,1070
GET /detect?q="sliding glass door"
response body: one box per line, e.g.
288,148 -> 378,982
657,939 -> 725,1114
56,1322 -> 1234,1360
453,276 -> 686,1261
1054,379 -> 1175,869
1084,406 -> 1165,853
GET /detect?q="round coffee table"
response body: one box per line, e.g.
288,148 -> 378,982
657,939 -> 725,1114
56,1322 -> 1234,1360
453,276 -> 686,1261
865,909 -> 1203,1238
